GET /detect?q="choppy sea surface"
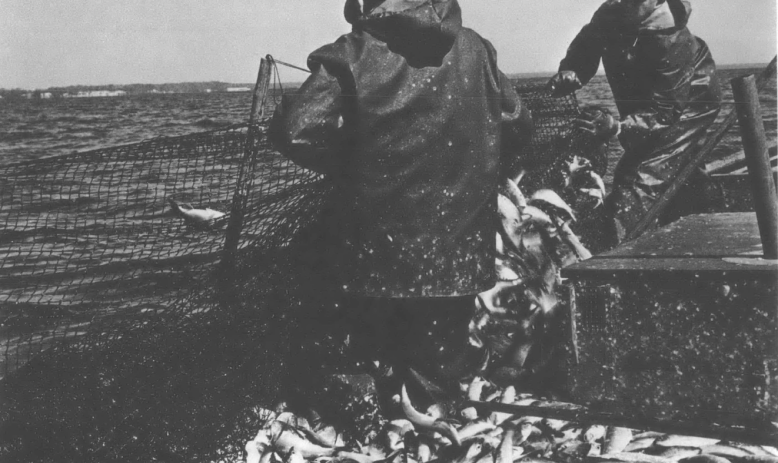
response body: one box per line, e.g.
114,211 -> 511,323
1,67 -> 775,178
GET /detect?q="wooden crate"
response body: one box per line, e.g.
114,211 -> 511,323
561,213 -> 778,434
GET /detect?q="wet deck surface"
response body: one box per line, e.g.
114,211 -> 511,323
564,213 -> 778,279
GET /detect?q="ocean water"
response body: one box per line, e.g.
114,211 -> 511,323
1,67 -> 775,178
0,92 -> 253,164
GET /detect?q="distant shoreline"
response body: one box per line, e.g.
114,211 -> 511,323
0,63 -> 768,97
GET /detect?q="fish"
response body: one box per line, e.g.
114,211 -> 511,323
625,436 -> 660,453
247,437 -> 269,463
557,222 -> 593,260
496,231 -> 506,255
168,198 -> 226,226
417,438 -> 433,463
288,448 -> 306,463
503,178 -> 528,210
514,422 -> 535,445
490,386 -> 517,426
427,404 -> 446,420
579,187 -> 604,208
763,448 -> 778,458
458,419 -> 496,440
602,427 -> 633,455
553,425 -> 583,444
728,457 -> 778,463
699,446 -> 752,459
592,452 -> 675,463
259,450 -> 276,463
468,376 -> 489,401
589,171 -> 606,196
498,194 -> 524,251
520,204 -> 553,225
676,455 -> 732,463
335,450 -> 380,463
566,155 -> 592,179
383,420 -> 413,451
268,420 -> 338,459
301,424 -> 345,449
651,446 -> 701,460
558,441 -> 599,459
461,377 -> 489,420
655,436 -> 720,448
498,428 -> 516,463
724,445 -> 778,458
583,425 -> 607,443
453,440 -> 484,463
400,384 -> 461,446
529,189 -> 575,223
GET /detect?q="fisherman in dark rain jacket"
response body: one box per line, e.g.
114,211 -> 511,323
270,0 -> 532,399
548,0 -> 722,244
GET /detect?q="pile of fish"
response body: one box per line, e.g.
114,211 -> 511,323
244,385 -> 778,463
240,160 -> 778,463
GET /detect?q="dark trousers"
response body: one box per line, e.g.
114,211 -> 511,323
344,296 -> 480,402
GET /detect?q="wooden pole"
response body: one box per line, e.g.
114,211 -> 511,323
625,57 -> 777,242
220,57 -> 273,293
732,75 -> 778,259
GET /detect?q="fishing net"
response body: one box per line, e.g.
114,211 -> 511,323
0,82 -> 582,462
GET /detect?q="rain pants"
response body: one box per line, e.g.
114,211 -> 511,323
558,0 -> 722,241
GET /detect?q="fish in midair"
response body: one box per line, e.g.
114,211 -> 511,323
578,171 -> 607,208
168,198 -> 226,226
563,154 -> 607,208
529,189 -> 575,223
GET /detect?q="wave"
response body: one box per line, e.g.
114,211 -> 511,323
0,130 -> 53,142
192,118 -> 231,128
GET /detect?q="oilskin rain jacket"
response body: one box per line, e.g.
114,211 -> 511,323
558,0 -> 721,237
270,0 -> 532,298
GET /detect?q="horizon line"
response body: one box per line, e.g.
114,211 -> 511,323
1,62 -> 770,92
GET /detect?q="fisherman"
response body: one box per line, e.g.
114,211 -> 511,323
269,0 -> 532,408
548,0 -> 722,244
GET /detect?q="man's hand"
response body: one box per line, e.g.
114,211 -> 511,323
573,108 -> 620,142
547,71 -> 583,96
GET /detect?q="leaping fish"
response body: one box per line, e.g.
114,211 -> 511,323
168,198 -> 226,226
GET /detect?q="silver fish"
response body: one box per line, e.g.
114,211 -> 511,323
699,446 -> 752,459
592,452 -> 674,463
268,421 -> 337,459
653,446 -> 701,460
400,384 -> 461,446
655,436 -> 720,448
168,198 -> 226,225
529,189 -> 575,223
602,427 -> 633,455
583,424 -> 607,443
498,428 -> 516,463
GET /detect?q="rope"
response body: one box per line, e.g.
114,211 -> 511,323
266,55 -> 310,105
270,57 -> 311,74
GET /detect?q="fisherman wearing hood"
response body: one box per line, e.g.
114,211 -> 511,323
548,0 -> 722,244
270,0 -> 532,401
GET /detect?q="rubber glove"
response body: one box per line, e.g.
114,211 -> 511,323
547,71 -> 583,96
573,108 -> 621,142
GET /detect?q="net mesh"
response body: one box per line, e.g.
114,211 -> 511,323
0,83 -> 581,462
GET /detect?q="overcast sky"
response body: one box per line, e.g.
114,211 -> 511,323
1,0 -> 776,89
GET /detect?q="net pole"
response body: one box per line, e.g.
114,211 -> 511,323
220,57 -> 273,294
732,74 -> 778,259
625,57 -> 777,242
